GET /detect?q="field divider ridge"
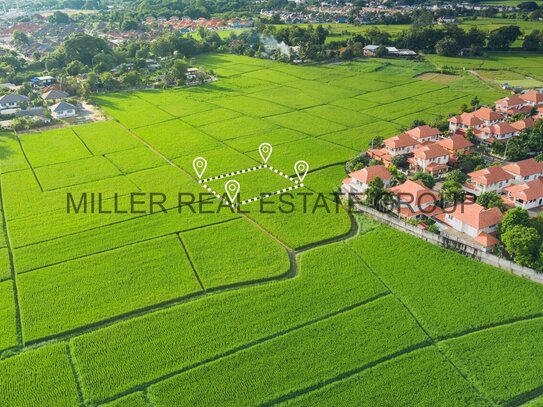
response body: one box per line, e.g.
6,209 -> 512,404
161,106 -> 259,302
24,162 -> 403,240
0,184 -> 24,347
176,233 -> 206,292
95,292 -> 392,406
347,244 -> 495,405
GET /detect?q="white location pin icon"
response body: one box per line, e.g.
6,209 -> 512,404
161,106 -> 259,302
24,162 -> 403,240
192,157 -> 207,179
225,180 -> 240,203
294,160 -> 309,183
258,142 -> 272,163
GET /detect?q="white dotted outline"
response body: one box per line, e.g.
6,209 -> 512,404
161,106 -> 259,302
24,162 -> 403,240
200,164 -> 304,208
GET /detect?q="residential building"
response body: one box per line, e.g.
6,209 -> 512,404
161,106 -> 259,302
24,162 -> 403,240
434,201 -> 503,250
495,95 -> 528,115
409,143 -> 450,177
0,94 -> 29,110
342,165 -> 392,197
464,166 -> 514,195
476,121 -> 518,142
520,90 -> 543,107
511,117 -> 536,133
405,125 -> 441,143
383,133 -> 419,156
388,179 -> 440,219
448,112 -> 484,132
50,102 -> 76,119
363,45 -> 380,56
41,90 -> 69,102
438,134 -> 474,158
472,106 -> 503,126
502,158 -> 543,183
503,178 -> 543,210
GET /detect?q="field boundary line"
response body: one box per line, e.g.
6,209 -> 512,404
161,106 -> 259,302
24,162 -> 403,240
13,130 -> 44,193
262,341 -> 433,406
12,195 -> 222,249
176,234 -> 206,292
16,218 -> 240,275
348,246 -> 494,405
101,154 -> 144,192
66,342 -> 85,406
0,184 -> 23,347
95,292 -> 392,405
71,128 -> 95,157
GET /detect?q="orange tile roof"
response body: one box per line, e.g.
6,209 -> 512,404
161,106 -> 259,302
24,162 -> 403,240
474,232 -> 500,248
473,106 -> 503,122
510,117 -> 535,131
438,134 -> 473,151
383,133 -> 419,149
503,178 -> 543,201
480,122 -> 517,135
521,90 -> 543,104
349,165 -> 392,184
389,180 -> 438,206
443,201 -> 503,229
468,166 -> 514,186
405,125 -> 441,140
502,158 -> 543,178
496,95 -> 525,107
448,112 -> 484,127
413,142 -> 449,160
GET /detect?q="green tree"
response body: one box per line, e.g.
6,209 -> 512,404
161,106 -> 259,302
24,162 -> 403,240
435,37 -> 460,56
63,34 -> 111,66
500,207 -> 530,235
375,46 -> 388,58
49,11 -> 70,24
502,225 -> 541,266
412,172 -> 436,189
446,169 -> 467,184
13,31 -> 29,45
121,71 -> 141,87
441,180 -> 465,203
477,192 -> 504,211
365,177 -> 393,211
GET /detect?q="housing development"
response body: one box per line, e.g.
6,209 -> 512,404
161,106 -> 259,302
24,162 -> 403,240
1,0 -> 543,406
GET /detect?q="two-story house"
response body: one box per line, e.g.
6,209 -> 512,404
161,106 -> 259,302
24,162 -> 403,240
388,179 -> 440,219
502,158 -> 543,184
434,201 -> 503,250
476,121 -> 518,142
383,133 -> 420,156
503,178 -> 543,210
448,112 -> 485,132
342,165 -> 392,198
404,125 -> 442,143
495,95 -> 527,115
437,134 -> 474,160
464,166 -> 514,195
409,143 -> 450,177
472,106 -> 504,126
520,90 -> 543,107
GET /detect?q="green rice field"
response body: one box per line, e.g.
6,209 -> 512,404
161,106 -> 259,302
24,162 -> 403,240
1,54 -> 543,406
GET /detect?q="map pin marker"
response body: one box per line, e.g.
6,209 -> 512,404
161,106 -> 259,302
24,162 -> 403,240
294,160 -> 309,183
192,157 -> 207,179
258,142 -> 272,164
225,180 -> 240,203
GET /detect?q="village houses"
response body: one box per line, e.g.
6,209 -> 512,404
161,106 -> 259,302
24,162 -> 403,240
434,202 -> 503,251
342,165 -> 392,197
388,179 -> 440,219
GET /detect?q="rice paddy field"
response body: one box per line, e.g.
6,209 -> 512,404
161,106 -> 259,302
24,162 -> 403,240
1,54 -> 543,406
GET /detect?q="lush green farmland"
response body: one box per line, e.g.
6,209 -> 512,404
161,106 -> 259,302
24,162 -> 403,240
2,54 -> 543,406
